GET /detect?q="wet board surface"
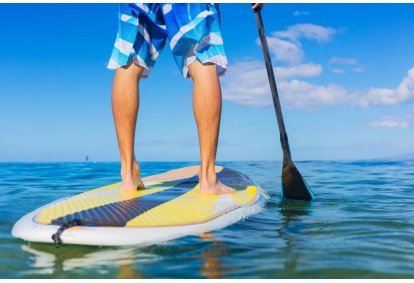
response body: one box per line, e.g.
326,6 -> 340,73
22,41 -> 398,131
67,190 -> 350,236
12,166 -> 267,247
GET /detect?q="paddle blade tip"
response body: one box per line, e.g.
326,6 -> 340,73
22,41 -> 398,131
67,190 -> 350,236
281,166 -> 315,201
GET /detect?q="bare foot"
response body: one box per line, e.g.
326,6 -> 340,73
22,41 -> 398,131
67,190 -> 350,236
120,177 -> 145,191
120,163 -> 145,191
197,167 -> 236,195
199,180 -> 236,195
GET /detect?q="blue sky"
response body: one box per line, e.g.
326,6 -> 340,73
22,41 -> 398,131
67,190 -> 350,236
1,3 -> 414,162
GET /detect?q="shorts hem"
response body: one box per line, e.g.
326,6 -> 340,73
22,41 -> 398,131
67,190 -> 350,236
107,55 -> 152,79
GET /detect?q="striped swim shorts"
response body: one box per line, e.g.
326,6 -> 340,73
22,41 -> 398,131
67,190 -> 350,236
107,3 -> 228,79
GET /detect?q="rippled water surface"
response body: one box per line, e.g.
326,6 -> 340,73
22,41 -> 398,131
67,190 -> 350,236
1,160 -> 413,279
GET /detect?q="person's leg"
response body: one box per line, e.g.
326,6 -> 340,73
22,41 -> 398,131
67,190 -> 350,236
112,62 -> 145,191
189,61 -> 236,195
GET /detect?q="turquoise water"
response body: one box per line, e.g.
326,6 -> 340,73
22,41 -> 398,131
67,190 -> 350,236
1,160 -> 413,279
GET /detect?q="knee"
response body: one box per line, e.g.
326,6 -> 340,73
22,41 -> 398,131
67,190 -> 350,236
115,62 -> 145,82
188,61 -> 218,82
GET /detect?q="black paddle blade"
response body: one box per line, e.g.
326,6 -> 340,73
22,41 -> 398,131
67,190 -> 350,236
282,156 -> 315,200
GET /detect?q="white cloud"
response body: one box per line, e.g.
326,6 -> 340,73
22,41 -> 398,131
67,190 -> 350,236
260,37 -> 303,65
222,22 -> 414,111
275,63 -> 322,80
366,116 -> 410,128
257,23 -> 337,65
329,57 -> 358,65
222,63 -> 414,111
331,68 -> 346,74
352,67 -> 364,73
293,11 -> 310,16
352,67 -> 414,107
329,57 -> 364,73
273,24 -> 336,44
279,80 -> 348,111
221,61 -> 324,108
221,61 -> 272,107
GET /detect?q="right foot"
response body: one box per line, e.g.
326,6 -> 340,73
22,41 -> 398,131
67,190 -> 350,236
198,169 -> 236,195
120,177 -> 145,191
120,163 -> 145,191
199,180 -> 236,195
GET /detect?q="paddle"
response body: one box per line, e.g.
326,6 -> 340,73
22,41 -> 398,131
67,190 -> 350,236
253,7 -> 315,200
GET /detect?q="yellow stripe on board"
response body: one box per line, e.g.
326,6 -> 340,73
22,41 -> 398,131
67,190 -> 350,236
34,180 -> 181,224
231,186 -> 258,206
126,185 -> 258,227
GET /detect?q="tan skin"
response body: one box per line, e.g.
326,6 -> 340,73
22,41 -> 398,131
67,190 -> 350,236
252,3 -> 264,11
112,4 -> 264,194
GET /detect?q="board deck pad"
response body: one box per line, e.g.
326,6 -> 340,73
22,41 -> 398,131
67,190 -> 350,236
12,166 -> 266,246
35,168 -> 258,228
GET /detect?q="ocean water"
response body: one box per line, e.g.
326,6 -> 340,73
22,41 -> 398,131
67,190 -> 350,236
1,160 -> 413,279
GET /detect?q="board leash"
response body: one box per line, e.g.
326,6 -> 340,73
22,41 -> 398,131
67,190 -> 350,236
51,219 -> 83,248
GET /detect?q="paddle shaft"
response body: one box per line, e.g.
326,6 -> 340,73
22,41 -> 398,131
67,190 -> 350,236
253,8 -> 315,200
253,9 -> 292,159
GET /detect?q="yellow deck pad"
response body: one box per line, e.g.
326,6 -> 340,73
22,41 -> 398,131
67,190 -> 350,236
126,185 -> 258,227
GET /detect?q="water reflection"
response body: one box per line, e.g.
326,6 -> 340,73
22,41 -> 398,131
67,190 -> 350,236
198,232 -> 227,279
21,244 -> 142,277
20,231 -> 227,279
278,199 -> 314,272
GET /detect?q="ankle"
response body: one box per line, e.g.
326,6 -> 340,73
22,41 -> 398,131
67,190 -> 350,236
198,167 -> 217,187
121,162 -> 141,180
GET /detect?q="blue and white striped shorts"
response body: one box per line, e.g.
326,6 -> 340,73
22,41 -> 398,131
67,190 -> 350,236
107,3 -> 228,79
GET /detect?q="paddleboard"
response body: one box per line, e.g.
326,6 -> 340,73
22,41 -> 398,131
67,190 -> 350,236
12,166 -> 268,247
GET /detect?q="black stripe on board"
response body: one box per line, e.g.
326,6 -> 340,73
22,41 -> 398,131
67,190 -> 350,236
51,176 -> 199,227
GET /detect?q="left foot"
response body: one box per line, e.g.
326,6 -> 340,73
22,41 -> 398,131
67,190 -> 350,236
120,162 -> 145,191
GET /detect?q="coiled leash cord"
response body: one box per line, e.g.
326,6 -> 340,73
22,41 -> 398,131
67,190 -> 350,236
51,219 -> 82,248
